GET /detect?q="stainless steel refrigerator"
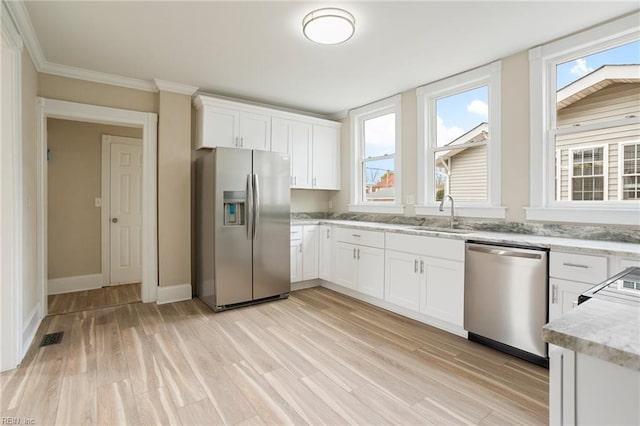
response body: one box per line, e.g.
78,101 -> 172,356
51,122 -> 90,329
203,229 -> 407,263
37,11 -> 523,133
195,148 -> 290,311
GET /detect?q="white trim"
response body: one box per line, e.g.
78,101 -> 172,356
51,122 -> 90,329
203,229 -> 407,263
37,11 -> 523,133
37,98 -> 159,307
320,281 -> 467,338
156,283 -> 192,305
21,303 -> 40,359
527,12 -> 640,223
101,135 -> 143,287
567,144 -> 608,201
416,61 -> 502,218
291,280 -> 321,291
415,205 -> 507,219
1,5 -> 24,372
349,94 -> 402,213
154,79 -> 198,96
48,274 -> 103,295
618,141 -> 640,201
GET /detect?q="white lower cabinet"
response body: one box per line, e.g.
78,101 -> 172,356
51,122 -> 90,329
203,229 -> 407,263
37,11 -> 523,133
332,228 -> 385,298
548,278 -> 593,321
302,225 -> 319,281
319,225 -> 332,281
419,258 -> 464,327
333,242 -> 357,290
290,239 -> 303,283
354,245 -> 385,298
385,250 -> 421,311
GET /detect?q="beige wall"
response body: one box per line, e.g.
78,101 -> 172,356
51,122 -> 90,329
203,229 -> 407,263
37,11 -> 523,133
39,73 -> 158,113
47,119 -> 142,279
330,50 -> 535,222
158,91 -> 192,287
22,49 -> 39,323
291,189 -> 330,212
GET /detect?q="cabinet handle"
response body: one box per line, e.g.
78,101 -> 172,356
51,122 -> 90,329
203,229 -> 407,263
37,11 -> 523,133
420,260 -> 424,274
357,249 -> 360,260
552,284 -> 558,304
240,137 -> 244,147
299,243 -> 302,253
353,248 -> 356,259
313,177 -> 317,187
351,234 -> 361,238
235,137 -> 240,147
562,262 -> 589,269
414,259 -> 418,273
326,228 -> 330,239
294,176 -> 297,185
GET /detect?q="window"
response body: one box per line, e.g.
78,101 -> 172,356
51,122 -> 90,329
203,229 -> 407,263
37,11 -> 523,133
416,61 -> 504,218
620,142 -> 640,200
569,146 -> 606,201
528,12 -> 640,224
349,95 -> 402,213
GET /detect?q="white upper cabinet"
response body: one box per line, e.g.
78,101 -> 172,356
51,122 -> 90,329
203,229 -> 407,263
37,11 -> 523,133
312,125 -> 340,190
194,95 -> 341,189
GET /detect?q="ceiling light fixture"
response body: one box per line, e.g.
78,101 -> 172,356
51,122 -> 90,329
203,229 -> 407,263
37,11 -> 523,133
302,8 -> 355,45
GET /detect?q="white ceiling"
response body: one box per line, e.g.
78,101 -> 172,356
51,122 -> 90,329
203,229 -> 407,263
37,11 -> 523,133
23,1 -> 639,116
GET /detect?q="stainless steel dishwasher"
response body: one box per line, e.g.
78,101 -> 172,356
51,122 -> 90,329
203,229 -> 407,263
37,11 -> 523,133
464,241 -> 549,366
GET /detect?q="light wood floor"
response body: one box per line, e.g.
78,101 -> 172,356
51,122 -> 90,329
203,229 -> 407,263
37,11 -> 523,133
1,287 -> 548,425
47,282 -> 141,315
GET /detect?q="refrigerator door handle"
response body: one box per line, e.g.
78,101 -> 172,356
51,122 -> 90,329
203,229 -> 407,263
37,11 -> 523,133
246,174 -> 253,240
252,174 -> 259,240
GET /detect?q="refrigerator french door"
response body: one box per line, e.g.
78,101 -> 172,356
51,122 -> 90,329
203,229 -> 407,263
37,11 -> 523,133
195,148 -> 290,311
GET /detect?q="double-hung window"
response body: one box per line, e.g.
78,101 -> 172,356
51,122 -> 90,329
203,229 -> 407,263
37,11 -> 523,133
416,61 -> 504,218
349,95 -> 402,213
528,12 -> 640,224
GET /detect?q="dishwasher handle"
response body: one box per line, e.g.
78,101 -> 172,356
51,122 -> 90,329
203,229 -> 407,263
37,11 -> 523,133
467,245 -> 543,260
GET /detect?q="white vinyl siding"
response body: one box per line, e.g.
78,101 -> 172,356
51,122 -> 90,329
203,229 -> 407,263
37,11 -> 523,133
448,145 -> 487,201
557,83 -> 640,127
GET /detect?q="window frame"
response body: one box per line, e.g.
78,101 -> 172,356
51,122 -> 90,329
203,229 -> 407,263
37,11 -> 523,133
348,95 -> 403,214
567,144 -> 608,201
416,61 -> 505,218
526,12 -> 640,224
619,141 -> 640,201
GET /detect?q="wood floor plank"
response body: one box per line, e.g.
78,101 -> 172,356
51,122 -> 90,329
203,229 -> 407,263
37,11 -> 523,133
54,372 -> 97,425
350,383 -> 431,425
97,379 -> 141,425
177,398 -> 224,426
64,311 -> 97,376
135,386 -> 182,426
95,320 -> 128,386
120,326 -> 164,395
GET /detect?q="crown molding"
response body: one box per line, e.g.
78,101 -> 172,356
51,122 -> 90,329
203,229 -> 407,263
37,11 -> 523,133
154,79 -> 198,96
42,62 -> 158,92
5,0 -> 44,68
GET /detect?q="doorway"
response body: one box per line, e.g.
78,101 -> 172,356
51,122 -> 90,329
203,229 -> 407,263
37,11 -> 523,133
36,98 -> 158,320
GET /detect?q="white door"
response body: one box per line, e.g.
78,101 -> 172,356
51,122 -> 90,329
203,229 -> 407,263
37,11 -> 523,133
110,142 -> 143,284
356,246 -> 385,299
333,242 -> 357,290
290,240 -> 302,283
312,125 -> 340,189
291,122 -> 312,188
419,258 -> 464,327
239,111 -> 271,150
385,250 -> 421,311
319,225 -> 332,281
202,106 -> 238,148
302,225 -> 319,281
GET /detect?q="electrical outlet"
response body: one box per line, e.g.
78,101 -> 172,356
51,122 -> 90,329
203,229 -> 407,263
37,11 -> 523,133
95,197 -> 102,207
406,195 -> 415,205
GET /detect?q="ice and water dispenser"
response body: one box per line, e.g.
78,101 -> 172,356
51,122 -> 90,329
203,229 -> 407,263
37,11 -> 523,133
223,191 -> 246,226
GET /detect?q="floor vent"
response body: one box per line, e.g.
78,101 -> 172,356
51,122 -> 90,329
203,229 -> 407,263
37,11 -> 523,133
40,331 -> 64,347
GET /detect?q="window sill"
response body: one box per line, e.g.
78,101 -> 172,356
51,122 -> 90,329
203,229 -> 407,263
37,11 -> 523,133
525,207 -> 639,225
348,203 -> 405,214
415,205 -> 507,219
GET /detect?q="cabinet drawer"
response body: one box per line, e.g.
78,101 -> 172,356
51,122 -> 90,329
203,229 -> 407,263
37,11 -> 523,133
385,232 -> 464,262
334,227 -> 384,248
290,226 -> 302,242
550,252 -> 608,284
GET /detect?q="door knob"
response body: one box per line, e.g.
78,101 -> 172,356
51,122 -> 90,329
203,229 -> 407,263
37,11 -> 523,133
112,218 -> 118,223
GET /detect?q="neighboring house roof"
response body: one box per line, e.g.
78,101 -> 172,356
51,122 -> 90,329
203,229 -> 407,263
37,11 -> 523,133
557,64 -> 640,110
436,122 -> 488,162
372,171 -> 395,190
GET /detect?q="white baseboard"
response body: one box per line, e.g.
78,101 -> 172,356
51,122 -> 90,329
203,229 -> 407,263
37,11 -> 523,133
22,303 -> 41,358
48,273 -> 103,295
320,281 -> 468,338
157,283 -> 192,305
291,279 -> 322,291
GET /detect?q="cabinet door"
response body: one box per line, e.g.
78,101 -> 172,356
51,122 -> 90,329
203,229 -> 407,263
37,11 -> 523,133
239,111 -> 271,151
302,226 -> 319,281
271,117 -> 291,155
333,242 -> 357,290
319,225 -> 332,281
549,278 -> 594,322
419,258 -> 464,327
291,122 -> 312,188
548,344 -> 576,426
290,241 -> 303,283
385,250 -> 420,311
357,246 -> 385,299
201,107 -> 238,148
312,125 -> 340,189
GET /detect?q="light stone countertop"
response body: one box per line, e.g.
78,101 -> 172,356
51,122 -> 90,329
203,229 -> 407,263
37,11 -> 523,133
290,219 -> 640,258
542,298 -> 640,370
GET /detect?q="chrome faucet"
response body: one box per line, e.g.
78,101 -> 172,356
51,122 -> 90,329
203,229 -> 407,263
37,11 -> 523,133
439,194 -> 455,229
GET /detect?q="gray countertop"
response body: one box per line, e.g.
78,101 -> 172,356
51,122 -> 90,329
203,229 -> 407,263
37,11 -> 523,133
290,219 -> 640,258
542,298 -> 640,370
